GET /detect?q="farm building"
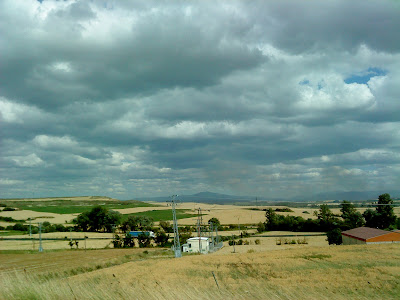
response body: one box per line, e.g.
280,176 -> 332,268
182,237 -> 211,254
342,227 -> 400,245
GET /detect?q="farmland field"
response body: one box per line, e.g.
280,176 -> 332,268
0,244 -> 399,299
1,197 -> 400,299
1,199 -> 157,214
121,209 -> 198,222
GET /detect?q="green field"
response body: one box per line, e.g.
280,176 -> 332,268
0,231 -> 25,236
3,200 -> 157,214
122,209 -> 198,222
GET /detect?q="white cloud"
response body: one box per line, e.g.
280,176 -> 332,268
33,135 -> 78,149
11,153 -> 43,167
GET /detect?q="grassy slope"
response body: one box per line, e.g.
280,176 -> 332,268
3,200 -> 157,214
122,209 -> 198,222
0,244 -> 399,299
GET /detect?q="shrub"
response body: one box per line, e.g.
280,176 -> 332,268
257,222 -> 265,233
3,207 -> 16,211
137,233 -> 152,248
254,239 -> 261,245
13,223 -> 28,231
275,208 -> 294,212
326,228 -> 342,245
297,237 -> 308,244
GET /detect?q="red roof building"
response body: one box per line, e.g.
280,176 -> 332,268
342,227 -> 400,245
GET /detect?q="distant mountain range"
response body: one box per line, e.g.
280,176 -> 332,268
136,190 -> 400,204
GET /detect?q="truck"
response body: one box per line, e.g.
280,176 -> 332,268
128,231 -> 155,238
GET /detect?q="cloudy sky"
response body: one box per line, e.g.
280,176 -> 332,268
1,0 -> 400,200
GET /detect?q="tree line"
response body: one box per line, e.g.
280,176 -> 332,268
259,193 -> 398,244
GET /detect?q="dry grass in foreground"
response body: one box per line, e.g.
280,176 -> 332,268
1,244 -> 399,300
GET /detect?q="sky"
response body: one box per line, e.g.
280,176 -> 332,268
1,0 -> 400,200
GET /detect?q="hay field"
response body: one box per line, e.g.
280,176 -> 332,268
0,232 -> 114,251
1,244 -> 398,299
0,210 -> 77,224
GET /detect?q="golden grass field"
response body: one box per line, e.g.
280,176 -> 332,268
0,244 -> 399,299
2,198 -> 400,226
1,198 -> 400,299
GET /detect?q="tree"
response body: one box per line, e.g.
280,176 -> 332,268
121,216 -> 140,232
112,234 -> 123,248
179,226 -> 192,246
257,221 -> 265,233
121,215 -> 154,232
326,228 -> 342,245
208,217 -> 221,229
376,193 -> 396,229
316,204 -> 339,231
154,230 -> 170,247
73,206 -> 121,232
123,233 -> 135,247
265,208 -> 279,230
363,208 -> 379,228
340,201 -> 365,229
363,194 -> 397,229
137,233 -> 152,248
159,221 -> 173,233
340,201 -> 357,217
137,216 -> 154,231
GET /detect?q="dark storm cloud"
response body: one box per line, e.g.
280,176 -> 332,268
249,0 -> 400,53
1,0 -> 400,199
0,0 -> 264,110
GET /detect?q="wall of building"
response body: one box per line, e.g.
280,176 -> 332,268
342,235 -> 366,245
187,240 -> 209,253
367,232 -> 400,243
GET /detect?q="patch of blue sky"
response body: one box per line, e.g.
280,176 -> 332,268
299,79 -> 310,86
344,67 -> 387,85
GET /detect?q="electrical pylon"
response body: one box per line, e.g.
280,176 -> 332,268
168,195 -> 181,258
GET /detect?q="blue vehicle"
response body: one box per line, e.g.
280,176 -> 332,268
128,231 -> 155,238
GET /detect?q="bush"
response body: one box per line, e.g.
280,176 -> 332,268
3,207 -> 16,211
326,228 -> 342,245
257,222 -> 265,233
137,233 -> 152,248
0,216 -> 18,222
254,239 -> 261,245
275,208 -> 294,212
12,223 -> 28,231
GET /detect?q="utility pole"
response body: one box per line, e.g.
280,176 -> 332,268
168,195 -> 181,258
38,222 -> 43,252
236,216 -> 241,238
197,207 -> 203,253
209,222 -> 214,250
28,218 -> 32,237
